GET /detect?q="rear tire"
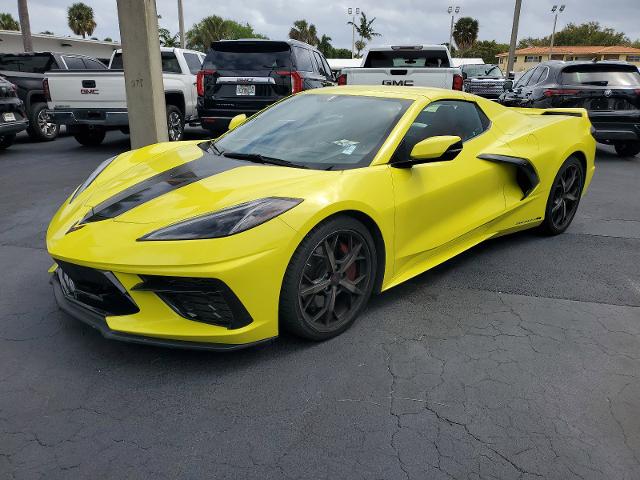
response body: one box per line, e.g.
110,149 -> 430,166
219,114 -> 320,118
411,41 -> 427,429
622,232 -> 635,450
73,127 -> 106,146
166,105 -> 184,141
539,156 -> 585,236
614,141 -> 640,158
27,102 -> 59,141
0,134 -> 16,150
280,216 -> 378,341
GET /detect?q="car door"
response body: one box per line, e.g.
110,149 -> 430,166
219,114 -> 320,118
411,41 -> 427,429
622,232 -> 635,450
501,67 -> 535,106
391,99 -> 511,274
519,66 -> 549,106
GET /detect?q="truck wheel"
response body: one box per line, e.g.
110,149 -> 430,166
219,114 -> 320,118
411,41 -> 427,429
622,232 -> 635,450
73,127 -> 106,146
166,105 -> 184,141
0,134 -> 16,150
27,102 -> 59,141
614,141 -> 640,158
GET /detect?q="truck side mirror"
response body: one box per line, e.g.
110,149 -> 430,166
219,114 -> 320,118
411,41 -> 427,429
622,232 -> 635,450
503,80 -> 514,91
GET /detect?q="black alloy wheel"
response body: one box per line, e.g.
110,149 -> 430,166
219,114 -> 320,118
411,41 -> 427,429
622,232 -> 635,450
280,217 -> 377,340
540,156 -> 584,235
166,105 -> 184,142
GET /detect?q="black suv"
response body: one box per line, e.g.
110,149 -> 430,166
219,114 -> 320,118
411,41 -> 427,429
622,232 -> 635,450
197,39 -> 335,133
0,52 -> 106,142
0,76 -> 28,150
499,61 -> 640,157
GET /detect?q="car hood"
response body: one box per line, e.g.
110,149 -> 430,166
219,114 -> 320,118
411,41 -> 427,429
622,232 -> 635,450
54,141 -> 335,229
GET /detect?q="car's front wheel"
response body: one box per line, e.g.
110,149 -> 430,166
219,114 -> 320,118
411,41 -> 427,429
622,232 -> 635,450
614,141 -> 640,158
539,156 -> 585,235
280,216 -> 378,340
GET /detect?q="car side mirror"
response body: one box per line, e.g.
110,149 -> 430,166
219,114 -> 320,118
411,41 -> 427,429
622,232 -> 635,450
392,136 -> 463,168
503,80 -> 514,91
462,72 -> 468,80
228,114 -> 247,131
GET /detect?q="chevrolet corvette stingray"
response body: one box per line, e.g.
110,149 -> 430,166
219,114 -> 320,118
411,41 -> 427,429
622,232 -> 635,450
47,86 -> 596,349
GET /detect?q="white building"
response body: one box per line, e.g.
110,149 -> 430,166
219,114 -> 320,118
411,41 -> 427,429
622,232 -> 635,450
0,30 -> 120,63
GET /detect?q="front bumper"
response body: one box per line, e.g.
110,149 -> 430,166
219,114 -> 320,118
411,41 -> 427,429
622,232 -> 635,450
51,272 -> 273,350
49,108 -> 129,127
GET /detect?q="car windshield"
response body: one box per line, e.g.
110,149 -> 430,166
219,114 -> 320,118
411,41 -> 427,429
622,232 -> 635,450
214,94 -> 412,170
203,42 -> 293,71
561,66 -> 640,86
463,64 -> 502,77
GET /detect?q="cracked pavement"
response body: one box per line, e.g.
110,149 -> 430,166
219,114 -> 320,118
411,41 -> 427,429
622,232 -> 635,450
1,131 -> 639,479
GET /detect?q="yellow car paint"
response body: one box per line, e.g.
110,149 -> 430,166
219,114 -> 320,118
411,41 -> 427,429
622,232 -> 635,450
46,86 -> 596,348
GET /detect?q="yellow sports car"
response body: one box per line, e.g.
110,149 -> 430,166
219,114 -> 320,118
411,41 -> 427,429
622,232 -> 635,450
47,86 -> 595,350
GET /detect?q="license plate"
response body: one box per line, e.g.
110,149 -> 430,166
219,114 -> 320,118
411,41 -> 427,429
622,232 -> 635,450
236,85 -> 256,96
2,112 -> 16,122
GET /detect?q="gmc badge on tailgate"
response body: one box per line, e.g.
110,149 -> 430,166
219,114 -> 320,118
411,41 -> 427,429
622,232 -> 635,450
382,80 -> 414,86
81,89 -> 99,94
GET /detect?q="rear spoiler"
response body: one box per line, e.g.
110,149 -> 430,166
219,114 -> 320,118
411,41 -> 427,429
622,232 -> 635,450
509,107 -> 589,118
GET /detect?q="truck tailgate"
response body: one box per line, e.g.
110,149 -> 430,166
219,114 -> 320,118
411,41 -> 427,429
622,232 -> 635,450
346,68 -> 455,89
46,70 -> 127,110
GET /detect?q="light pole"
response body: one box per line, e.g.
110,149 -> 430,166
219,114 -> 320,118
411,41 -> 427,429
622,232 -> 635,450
448,6 -> 460,55
348,7 -> 360,59
177,0 -> 185,48
506,0 -> 522,77
549,4 -> 565,57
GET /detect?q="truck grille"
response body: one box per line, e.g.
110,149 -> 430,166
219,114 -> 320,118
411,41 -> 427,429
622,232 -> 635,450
464,80 -> 505,97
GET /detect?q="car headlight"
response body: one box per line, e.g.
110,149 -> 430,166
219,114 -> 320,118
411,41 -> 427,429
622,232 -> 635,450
138,197 -> 303,241
69,155 -> 117,203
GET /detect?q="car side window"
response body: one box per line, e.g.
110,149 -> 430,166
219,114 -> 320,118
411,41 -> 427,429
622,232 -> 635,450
183,52 -> 203,74
82,57 -> 106,69
161,52 -> 182,73
292,46 -> 314,72
312,51 -> 329,76
63,56 -> 86,69
397,100 -> 489,159
320,56 -> 333,79
515,68 -> 535,88
530,66 -> 549,85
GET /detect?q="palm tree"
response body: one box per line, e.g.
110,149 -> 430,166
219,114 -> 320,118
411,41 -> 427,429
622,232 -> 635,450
317,34 -> 333,57
67,2 -> 97,39
159,27 -> 180,47
288,20 -> 319,46
347,12 -> 381,42
0,13 -> 20,31
354,40 -> 366,58
453,17 -> 479,53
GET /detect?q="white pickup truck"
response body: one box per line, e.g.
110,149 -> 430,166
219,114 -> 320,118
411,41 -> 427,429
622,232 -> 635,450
45,47 -> 205,145
338,45 -> 463,91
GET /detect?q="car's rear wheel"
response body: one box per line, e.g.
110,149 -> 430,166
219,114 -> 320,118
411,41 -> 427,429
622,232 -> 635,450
27,102 -> 59,141
73,127 -> 106,146
539,156 -> 585,235
0,134 -> 16,150
166,105 -> 184,141
614,141 -> 640,158
280,216 -> 377,341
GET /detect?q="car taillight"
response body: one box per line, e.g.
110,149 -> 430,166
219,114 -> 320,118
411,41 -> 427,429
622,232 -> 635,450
337,73 -> 347,86
543,88 -> 579,97
452,73 -> 463,91
277,70 -> 303,94
196,69 -> 215,97
43,78 -> 51,101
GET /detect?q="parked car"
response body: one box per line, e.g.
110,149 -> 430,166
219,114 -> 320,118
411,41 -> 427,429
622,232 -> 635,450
0,76 -> 28,150
0,52 -> 106,141
499,61 -> 640,157
461,63 -> 508,99
46,47 -> 205,146
337,45 -> 463,91
197,39 -> 335,134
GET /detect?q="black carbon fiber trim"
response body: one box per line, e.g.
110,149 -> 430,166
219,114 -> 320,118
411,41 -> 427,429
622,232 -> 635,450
80,151 -> 247,224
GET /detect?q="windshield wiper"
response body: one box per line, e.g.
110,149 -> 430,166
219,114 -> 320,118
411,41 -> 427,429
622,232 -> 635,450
222,151 -> 307,169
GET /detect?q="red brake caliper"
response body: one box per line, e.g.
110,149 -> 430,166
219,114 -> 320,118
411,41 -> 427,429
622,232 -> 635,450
339,242 -> 357,281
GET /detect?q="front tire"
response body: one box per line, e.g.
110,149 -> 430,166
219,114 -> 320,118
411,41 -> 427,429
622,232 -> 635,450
73,127 -> 106,146
280,216 -> 378,341
539,156 -> 585,235
0,134 -> 16,150
614,141 -> 640,158
166,105 -> 184,141
27,102 -> 59,141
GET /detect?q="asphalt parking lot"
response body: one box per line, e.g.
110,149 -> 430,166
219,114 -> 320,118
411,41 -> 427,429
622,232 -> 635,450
1,130 -> 639,480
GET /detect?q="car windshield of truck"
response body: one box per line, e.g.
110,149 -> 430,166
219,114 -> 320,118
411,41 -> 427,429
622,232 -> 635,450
463,64 -> 503,77
561,66 -> 640,86
203,42 -> 293,71
214,94 -> 412,170
363,50 -> 451,68
0,54 -> 56,73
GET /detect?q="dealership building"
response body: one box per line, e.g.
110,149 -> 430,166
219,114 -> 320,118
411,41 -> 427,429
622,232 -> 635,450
497,45 -> 640,72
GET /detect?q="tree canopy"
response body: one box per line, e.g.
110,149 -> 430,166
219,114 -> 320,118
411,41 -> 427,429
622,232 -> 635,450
159,27 -> 179,48
462,40 -> 509,64
518,22 -> 631,48
289,20 -> 319,46
186,16 -> 267,52
0,13 -> 20,31
67,2 -> 97,39
453,17 -> 479,53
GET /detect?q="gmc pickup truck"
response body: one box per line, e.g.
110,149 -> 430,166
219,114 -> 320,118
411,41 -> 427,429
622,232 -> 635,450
45,47 -> 205,146
338,45 -> 463,91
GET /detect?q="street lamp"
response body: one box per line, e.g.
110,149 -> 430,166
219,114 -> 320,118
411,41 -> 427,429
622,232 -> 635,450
448,6 -> 460,56
549,5 -> 566,57
348,7 -> 360,59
